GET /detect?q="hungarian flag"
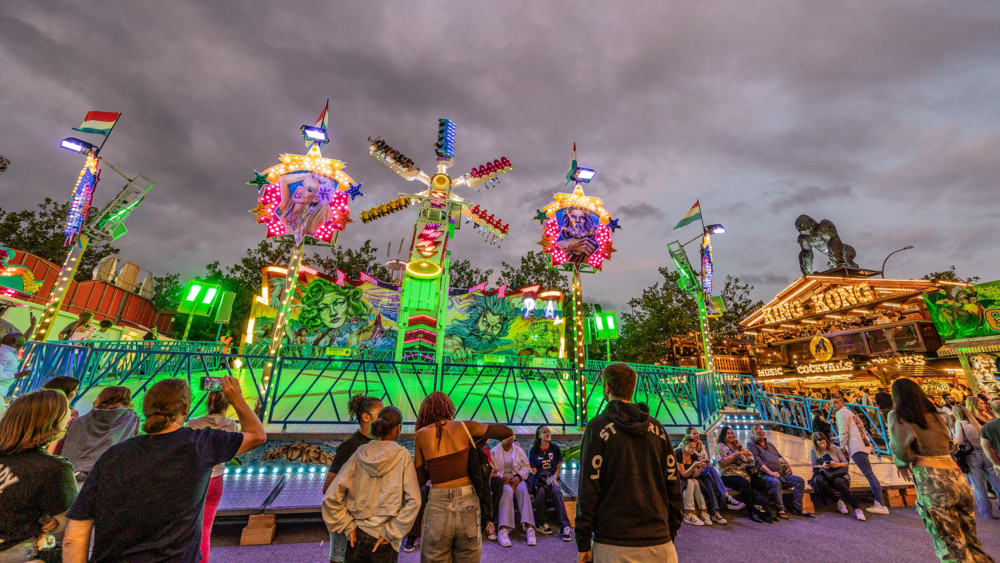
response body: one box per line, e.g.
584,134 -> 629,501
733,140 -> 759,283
673,200 -> 702,230
73,111 -> 120,136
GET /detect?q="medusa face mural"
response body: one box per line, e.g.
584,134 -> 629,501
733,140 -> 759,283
296,278 -> 396,348
444,294 -> 517,355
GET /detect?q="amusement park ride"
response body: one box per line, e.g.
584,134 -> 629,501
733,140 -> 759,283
359,119 -> 514,366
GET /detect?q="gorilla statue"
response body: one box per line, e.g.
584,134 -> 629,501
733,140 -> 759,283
795,214 -> 858,275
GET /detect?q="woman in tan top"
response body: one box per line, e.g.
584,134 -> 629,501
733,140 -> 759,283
888,378 -> 992,563
413,391 -> 512,563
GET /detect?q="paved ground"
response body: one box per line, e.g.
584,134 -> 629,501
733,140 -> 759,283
210,500 -> 1000,563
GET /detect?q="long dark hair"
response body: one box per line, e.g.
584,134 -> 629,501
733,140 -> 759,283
716,425 -> 735,445
891,378 -> 936,429
532,425 -> 551,453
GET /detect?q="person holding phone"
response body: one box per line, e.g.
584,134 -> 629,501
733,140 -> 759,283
678,439 -> 714,526
186,390 -> 238,563
809,432 -> 864,521
62,377 -> 266,563
680,436 -> 727,524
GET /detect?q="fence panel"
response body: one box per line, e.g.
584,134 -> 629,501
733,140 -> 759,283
439,363 -> 578,430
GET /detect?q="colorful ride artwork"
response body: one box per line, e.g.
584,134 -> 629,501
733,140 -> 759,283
245,265 -> 565,361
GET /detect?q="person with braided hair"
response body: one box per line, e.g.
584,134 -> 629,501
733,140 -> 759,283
62,377 -> 266,563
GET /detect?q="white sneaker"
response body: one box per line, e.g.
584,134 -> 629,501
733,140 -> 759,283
866,502 -> 890,515
855,508 -> 867,521
683,513 -> 705,526
498,528 -> 512,547
725,496 -> 746,510
526,527 -> 537,546
562,526 -> 572,542
711,511 -> 728,525
700,512 -> 714,526
837,500 -> 848,514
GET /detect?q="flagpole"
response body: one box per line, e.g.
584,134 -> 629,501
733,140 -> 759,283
96,114 -> 121,154
697,199 -> 707,234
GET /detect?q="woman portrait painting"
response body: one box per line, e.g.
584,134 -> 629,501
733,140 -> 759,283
297,278 -> 395,349
277,172 -> 338,245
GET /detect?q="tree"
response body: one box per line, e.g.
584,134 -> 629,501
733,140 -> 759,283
613,267 -> 762,364
311,239 -> 389,281
497,250 -> 570,293
448,259 -> 494,290
0,198 -> 120,281
923,265 -> 980,284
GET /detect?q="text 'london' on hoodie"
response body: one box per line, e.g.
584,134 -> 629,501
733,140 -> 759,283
322,440 -> 421,552
575,400 -> 684,553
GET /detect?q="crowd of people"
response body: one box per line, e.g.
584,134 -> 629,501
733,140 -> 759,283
0,375 -> 265,562
2,358 -> 1000,562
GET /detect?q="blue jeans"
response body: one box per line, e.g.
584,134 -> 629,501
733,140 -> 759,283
851,451 -> 884,505
966,447 -> 1000,518
762,473 -> 804,512
330,531 -> 347,562
699,465 -> 728,510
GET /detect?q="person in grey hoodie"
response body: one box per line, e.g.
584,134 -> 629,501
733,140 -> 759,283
323,406 -> 421,563
61,386 -> 140,483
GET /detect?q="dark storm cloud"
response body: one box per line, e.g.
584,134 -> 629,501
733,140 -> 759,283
2,1 -> 1000,309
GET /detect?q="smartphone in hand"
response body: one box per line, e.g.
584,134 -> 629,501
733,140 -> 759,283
200,376 -> 223,392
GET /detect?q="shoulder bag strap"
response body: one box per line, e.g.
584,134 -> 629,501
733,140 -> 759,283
459,421 -> 476,448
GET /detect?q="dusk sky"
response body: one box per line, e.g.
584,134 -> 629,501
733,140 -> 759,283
2,2 -> 999,311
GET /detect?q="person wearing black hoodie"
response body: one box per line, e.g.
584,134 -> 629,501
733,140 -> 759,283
576,363 -> 683,563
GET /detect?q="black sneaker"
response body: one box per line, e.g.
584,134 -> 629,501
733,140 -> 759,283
403,537 -> 417,553
536,523 -> 555,535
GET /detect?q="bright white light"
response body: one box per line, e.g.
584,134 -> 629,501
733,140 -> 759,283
301,126 -> 328,142
574,168 -> 597,181
61,140 -> 85,152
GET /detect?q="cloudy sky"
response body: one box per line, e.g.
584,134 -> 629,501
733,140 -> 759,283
2,1 -> 999,310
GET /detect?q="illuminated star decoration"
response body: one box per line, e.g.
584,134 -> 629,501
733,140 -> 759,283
533,209 -> 548,224
539,184 -> 617,271
607,218 -> 621,233
254,144 -> 361,245
247,171 -> 269,189
346,182 -> 364,201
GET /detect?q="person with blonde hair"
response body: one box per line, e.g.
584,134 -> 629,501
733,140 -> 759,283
0,390 -> 76,562
62,377 -> 266,563
61,386 -> 139,484
953,403 -> 1000,519
968,396 -> 995,425
278,172 -> 336,244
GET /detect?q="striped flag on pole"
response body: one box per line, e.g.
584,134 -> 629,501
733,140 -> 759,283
73,111 -> 120,136
673,200 -> 702,230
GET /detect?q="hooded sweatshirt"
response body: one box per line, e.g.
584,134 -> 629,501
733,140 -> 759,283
61,407 -> 140,477
576,400 -> 683,553
322,440 -> 421,552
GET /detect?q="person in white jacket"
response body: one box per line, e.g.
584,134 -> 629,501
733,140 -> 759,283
323,406 -> 421,562
490,436 -> 537,548
833,395 -> 890,515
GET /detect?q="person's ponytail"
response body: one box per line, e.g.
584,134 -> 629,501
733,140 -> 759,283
141,379 -> 191,434
371,406 -> 402,439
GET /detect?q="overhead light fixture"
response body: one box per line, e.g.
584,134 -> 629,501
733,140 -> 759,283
572,167 -> 596,182
705,224 -> 726,234
300,125 -> 329,144
60,137 -> 99,154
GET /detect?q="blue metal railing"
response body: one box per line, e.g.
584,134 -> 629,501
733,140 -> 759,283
718,373 -> 890,455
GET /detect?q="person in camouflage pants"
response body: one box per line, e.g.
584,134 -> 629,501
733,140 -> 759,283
913,465 -> 993,563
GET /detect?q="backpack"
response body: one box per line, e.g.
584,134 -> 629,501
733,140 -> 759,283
460,422 -> 494,522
